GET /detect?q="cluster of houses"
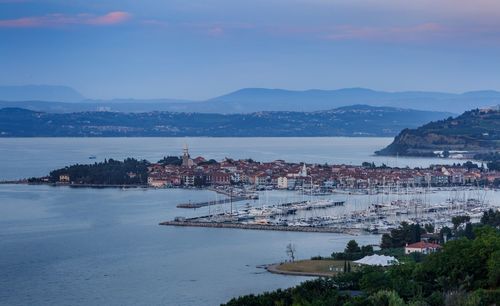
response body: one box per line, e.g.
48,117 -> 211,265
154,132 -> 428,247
146,146 -> 500,189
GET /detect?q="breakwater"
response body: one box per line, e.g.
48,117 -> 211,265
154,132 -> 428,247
159,220 -> 359,234
176,196 -> 247,208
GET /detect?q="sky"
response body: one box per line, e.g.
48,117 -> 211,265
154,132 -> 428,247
1,0 -> 500,100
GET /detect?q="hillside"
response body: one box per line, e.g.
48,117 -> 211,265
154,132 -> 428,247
376,107 -> 500,157
0,105 -> 450,137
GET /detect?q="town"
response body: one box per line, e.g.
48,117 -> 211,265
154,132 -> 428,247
147,145 -> 500,190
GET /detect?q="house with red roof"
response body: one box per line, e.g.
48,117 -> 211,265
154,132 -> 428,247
405,241 -> 442,255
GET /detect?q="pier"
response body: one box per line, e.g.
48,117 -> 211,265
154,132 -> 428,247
177,187 -> 258,208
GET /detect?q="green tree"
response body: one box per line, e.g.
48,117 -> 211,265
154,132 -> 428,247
487,250 -> 500,288
464,223 -> 475,240
381,233 -> 394,249
452,215 -> 471,230
345,240 -> 361,253
481,209 -> 500,228
361,245 -> 374,256
424,223 -> 435,234
360,267 -> 391,294
157,156 -> 182,165
367,290 -> 406,306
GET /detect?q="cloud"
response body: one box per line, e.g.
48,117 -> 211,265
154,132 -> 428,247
86,12 -> 131,26
0,11 -> 131,28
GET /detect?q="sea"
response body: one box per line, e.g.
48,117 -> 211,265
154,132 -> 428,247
0,137 -> 497,306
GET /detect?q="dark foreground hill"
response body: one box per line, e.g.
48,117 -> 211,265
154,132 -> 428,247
0,105 -> 450,137
376,107 -> 500,157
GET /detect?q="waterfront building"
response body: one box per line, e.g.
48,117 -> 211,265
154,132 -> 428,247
277,176 -> 288,189
182,173 -> 195,186
211,172 -> 231,185
148,177 -> 168,188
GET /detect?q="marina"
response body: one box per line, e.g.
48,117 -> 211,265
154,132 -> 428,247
163,187 -> 497,234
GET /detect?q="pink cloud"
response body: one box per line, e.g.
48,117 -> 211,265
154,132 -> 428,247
86,11 -> 131,25
0,11 -> 131,28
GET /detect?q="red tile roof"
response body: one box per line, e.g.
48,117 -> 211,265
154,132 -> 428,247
406,241 -> 441,249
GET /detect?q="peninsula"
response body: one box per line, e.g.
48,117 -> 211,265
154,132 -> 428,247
376,106 -> 500,162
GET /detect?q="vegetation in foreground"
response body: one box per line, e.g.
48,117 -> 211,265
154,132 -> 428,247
223,211 -> 500,306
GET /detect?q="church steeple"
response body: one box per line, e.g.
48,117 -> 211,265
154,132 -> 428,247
182,144 -> 191,167
299,163 -> 307,177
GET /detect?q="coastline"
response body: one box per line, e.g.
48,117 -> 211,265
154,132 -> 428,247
0,181 -> 148,188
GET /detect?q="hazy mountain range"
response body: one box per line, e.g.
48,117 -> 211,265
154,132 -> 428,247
1,85 -> 499,114
0,105 -> 452,137
0,85 -> 85,103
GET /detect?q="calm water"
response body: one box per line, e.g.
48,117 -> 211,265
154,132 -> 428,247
0,138 -> 489,306
0,137 -> 461,181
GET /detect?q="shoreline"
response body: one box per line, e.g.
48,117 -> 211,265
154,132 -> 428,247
0,181 -> 149,188
1,181 -> 499,198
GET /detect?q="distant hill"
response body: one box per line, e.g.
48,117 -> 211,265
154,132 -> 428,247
376,107 -> 500,157
1,87 -> 500,114
201,88 -> 500,113
0,85 -> 85,103
0,105 -> 451,137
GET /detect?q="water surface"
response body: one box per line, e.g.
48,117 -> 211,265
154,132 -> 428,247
0,137 -> 460,181
0,137 -> 488,305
